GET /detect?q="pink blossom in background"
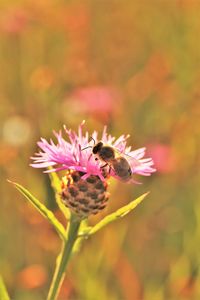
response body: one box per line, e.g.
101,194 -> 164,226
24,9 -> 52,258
147,143 -> 177,174
67,86 -> 121,121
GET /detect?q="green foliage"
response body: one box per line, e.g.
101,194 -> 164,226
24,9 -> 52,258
48,171 -> 70,219
8,180 -> 66,241
79,192 -> 149,236
9,165 -> 149,300
72,219 -> 89,254
9,179 -> 147,241
0,275 -> 10,300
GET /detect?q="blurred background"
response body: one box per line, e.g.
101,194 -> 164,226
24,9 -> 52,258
0,0 -> 199,299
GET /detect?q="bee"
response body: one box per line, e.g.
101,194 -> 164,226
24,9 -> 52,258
82,138 -> 133,182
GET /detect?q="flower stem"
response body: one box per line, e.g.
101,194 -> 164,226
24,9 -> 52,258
47,215 -> 81,300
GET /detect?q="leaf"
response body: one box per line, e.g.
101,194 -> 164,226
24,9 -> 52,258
0,275 -> 10,300
48,171 -> 70,219
8,180 -> 66,241
84,192 -> 149,236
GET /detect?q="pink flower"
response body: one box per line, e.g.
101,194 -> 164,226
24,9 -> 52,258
30,121 -> 156,183
71,86 -> 116,113
147,143 -> 177,174
65,86 -> 120,122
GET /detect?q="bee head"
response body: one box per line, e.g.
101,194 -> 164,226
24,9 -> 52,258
92,142 -> 103,154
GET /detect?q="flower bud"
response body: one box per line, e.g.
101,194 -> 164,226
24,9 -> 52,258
61,171 -> 109,219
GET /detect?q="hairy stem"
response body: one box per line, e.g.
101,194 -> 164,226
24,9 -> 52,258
47,215 -> 81,300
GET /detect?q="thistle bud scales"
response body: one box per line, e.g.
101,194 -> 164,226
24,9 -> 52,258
61,171 -> 109,218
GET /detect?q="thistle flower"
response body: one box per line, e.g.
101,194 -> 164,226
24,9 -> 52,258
31,121 -> 155,218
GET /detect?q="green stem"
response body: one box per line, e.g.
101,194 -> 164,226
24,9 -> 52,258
47,215 -> 81,300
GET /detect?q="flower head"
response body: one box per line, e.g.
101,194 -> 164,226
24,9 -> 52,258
31,121 -> 156,183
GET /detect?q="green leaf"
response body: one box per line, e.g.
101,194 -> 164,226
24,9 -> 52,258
48,171 -> 70,219
8,180 -> 66,241
0,275 -> 10,300
83,192 -> 149,236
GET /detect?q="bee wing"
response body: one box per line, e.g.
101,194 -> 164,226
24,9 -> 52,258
114,147 -> 141,168
127,156 -> 141,168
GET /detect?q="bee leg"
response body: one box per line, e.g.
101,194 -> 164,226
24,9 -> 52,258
100,163 -> 108,169
87,153 -> 92,162
100,163 -> 109,178
100,163 -> 115,178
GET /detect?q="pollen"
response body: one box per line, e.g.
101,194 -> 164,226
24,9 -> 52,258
61,171 -> 110,219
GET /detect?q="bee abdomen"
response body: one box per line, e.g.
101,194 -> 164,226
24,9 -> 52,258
112,157 -> 132,181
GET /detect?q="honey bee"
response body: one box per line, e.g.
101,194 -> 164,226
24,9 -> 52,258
82,138 -> 133,182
